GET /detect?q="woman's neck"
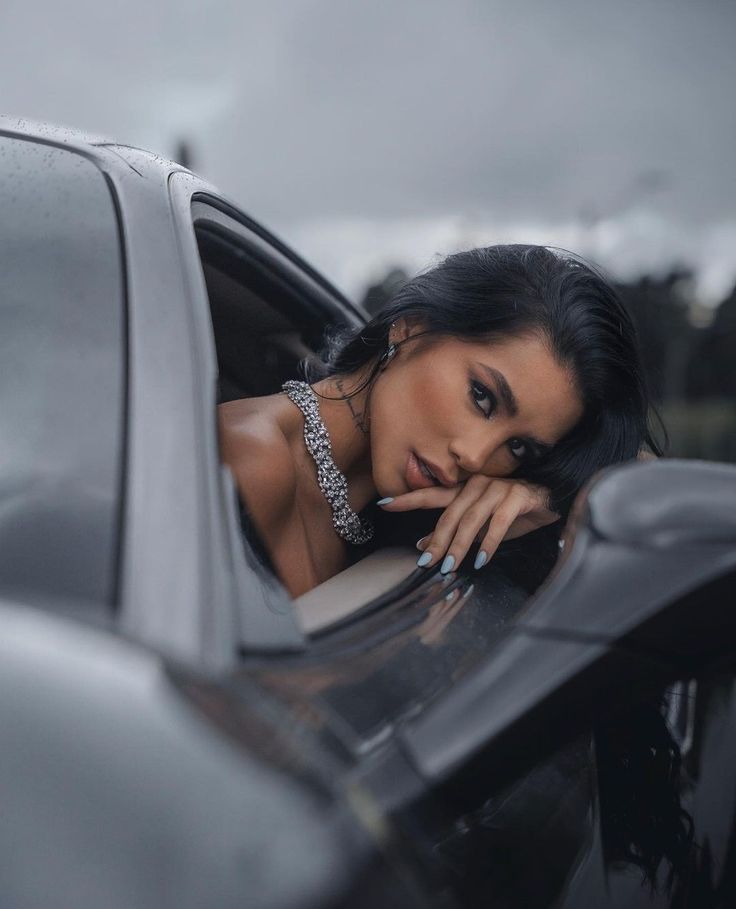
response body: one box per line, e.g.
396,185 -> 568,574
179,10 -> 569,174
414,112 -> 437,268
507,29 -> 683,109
310,371 -> 377,513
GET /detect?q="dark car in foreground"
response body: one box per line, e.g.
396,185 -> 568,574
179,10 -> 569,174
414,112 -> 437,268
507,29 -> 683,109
1,117 -> 735,908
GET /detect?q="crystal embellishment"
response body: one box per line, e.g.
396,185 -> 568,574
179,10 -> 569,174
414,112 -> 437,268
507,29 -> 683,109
281,380 -> 374,545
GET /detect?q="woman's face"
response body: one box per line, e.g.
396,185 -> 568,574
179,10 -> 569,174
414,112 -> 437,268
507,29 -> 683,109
368,327 -> 585,496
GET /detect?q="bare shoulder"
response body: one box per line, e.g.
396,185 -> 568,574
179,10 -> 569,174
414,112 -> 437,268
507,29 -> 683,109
217,397 -> 297,526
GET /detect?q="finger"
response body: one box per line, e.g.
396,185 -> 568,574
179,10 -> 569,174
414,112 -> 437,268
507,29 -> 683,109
475,496 -> 526,568
433,482 -> 519,573
417,483 -> 488,568
418,481 -> 506,571
443,509 -> 504,572
378,484 -> 462,512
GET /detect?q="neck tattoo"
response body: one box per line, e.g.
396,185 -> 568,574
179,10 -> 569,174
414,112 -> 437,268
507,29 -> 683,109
336,377 -> 369,435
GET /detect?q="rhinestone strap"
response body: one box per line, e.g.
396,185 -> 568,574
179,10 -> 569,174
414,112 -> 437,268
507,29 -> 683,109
282,380 -> 374,545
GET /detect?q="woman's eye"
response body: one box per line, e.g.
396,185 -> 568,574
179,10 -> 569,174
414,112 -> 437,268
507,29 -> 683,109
508,438 -> 528,461
470,381 -> 496,418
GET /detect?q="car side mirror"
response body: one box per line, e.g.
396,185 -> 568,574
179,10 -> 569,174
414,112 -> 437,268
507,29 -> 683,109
526,458 -> 736,659
399,460 -> 736,784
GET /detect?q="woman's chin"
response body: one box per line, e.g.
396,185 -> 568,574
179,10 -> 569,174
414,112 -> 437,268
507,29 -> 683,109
373,476 -> 405,500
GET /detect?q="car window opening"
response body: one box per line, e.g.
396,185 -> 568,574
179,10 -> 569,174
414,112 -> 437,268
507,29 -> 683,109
195,225 -> 318,403
193,213 -> 421,636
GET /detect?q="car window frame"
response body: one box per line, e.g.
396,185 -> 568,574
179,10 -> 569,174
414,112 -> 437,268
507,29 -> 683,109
172,183 -> 367,655
191,194 -> 366,329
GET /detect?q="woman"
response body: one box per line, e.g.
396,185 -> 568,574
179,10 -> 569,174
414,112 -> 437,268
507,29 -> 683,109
218,245 -> 660,598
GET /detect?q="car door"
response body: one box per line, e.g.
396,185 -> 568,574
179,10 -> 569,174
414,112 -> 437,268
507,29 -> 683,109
367,459 -> 736,909
167,173 -> 369,641
163,170 -> 736,907
374,645 -> 736,909
231,459 -> 730,909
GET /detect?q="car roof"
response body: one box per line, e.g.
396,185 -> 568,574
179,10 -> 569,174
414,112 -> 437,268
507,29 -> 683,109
0,115 -> 113,147
0,115 -> 192,182
0,116 -> 362,318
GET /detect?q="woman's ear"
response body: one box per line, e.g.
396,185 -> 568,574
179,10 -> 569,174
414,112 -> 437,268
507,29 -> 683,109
389,316 -> 426,346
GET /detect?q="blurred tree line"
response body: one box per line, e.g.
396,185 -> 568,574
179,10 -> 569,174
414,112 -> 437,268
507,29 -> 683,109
360,267 -> 736,463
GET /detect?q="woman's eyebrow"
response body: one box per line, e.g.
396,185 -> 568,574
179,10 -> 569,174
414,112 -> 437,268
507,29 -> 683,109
474,362 -> 518,416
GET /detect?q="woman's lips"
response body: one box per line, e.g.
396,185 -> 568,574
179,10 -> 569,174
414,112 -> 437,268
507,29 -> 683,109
406,451 -> 437,491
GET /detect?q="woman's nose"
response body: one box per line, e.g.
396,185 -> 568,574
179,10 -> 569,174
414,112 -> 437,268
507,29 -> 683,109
449,427 -> 501,477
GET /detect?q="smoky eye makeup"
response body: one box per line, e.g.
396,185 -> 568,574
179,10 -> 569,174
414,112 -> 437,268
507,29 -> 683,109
517,438 -> 550,465
469,373 -> 547,464
469,379 -> 497,418
508,438 -> 528,460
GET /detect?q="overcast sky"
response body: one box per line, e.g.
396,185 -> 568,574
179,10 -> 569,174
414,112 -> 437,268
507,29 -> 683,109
2,0 -> 735,302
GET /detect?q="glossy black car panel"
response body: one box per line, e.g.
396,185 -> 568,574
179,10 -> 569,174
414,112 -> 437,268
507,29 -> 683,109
1,117 -> 735,908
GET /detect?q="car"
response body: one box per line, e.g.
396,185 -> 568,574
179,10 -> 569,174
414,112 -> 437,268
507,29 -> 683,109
1,116 -> 735,909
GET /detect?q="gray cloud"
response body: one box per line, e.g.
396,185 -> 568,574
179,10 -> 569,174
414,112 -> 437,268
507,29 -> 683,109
1,0 -> 735,295
209,0 -> 736,226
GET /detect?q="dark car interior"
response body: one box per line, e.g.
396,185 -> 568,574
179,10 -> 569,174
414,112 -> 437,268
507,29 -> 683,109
195,225 -> 322,403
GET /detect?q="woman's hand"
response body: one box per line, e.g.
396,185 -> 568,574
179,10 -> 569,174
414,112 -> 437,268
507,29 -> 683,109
379,475 -> 559,573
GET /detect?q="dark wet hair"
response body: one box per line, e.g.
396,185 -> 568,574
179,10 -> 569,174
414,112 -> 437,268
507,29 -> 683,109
304,244 -> 663,517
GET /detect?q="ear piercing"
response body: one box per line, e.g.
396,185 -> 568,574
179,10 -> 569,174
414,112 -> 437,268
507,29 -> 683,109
378,342 -> 396,371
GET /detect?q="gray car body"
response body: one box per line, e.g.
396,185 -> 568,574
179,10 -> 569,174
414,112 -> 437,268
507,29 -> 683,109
0,118 -> 389,909
2,117 -> 736,909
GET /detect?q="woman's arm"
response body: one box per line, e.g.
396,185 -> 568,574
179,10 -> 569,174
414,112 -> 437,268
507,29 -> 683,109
383,449 -> 658,573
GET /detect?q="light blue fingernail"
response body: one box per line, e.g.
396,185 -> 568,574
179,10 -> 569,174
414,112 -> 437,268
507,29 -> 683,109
444,590 -> 456,601
474,550 -> 488,570
440,554 -> 455,575
376,497 -> 394,506
416,551 -> 433,568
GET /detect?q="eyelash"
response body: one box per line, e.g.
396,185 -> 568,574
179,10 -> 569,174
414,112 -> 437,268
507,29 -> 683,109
469,380 -> 529,462
470,380 -> 497,418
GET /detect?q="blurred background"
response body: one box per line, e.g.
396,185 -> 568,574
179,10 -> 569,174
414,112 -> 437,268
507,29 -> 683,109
2,0 -> 734,459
